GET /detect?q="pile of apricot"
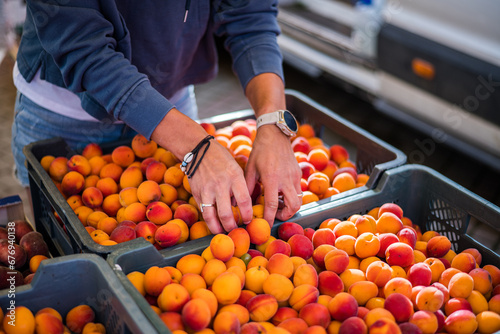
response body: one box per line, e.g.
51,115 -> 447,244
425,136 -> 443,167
1,304 -> 102,334
127,203 -> 500,334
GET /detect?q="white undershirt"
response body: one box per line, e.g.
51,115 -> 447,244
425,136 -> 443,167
13,62 -> 187,123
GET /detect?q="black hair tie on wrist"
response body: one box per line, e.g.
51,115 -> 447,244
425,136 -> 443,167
180,135 -> 214,179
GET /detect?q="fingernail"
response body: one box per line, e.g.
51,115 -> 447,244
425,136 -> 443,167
243,220 -> 251,225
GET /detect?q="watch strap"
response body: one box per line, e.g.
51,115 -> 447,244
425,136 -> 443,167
256,110 -> 284,129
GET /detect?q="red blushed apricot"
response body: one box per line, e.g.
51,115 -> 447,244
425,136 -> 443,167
65,305 -> 95,334
264,239 -> 292,259
82,142 -> 103,159
288,234 -> 314,260
338,316 -> 367,334
272,307 -> 299,326
312,228 -> 336,249
324,248 -> 350,274
277,221 -> 304,241
397,227 -> 418,249
444,310 -> 478,334
318,271 -> 344,297
329,144 -> 349,165
312,244 -> 336,270
267,253 -> 294,278
426,235 -> 452,258
378,203 -> 404,220
407,262 -> 432,287
289,284 -> 320,312
468,268 -> 493,295
384,292 -> 414,323
307,148 -> 329,171
246,294 -> 279,322
61,171 -> 85,196
277,317 -> 309,334
299,303 -> 331,328
327,292 -> 358,321
385,242 -> 414,268
81,186 -> 104,209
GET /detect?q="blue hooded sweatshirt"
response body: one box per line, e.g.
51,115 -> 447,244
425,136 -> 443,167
16,0 -> 284,139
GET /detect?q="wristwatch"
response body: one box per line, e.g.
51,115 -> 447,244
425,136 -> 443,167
256,110 -> 298,137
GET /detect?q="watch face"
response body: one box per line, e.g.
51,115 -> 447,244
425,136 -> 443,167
283,111 -> 298,132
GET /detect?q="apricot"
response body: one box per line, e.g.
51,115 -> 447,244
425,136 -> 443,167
338,316 -> 367,334
176,253 -> 206,276
61,171 -> 85,196
96,217 -> 118,236
212,271 -> 242,305
66,304 -> 95,333
329,145 -> 349,165
333,221 -> 358,238
426,235 -> 451,258
190,220 -> 212,240
49,156 -> 69,182
365,261 -> 392,288
261,273 -> 295,303
365,308 -> 396,328
293,263 -> 319,288
483,264 -> 500,287
348,280 -> 379,305
476,311 -> 500,334
289,284 -> 320,312
119,166 -> 143,189
332,172 -> 356,193
41,155 -> 55,172
219,304 -> 250,326
82,142 -> 103,159
122,202 -> 147,223
82,322 -> 106,334
136,180 -> 161,206
246,218 -> 271,245
163,166 -> 185,188
444,309 -> 478,334
327,292 -> 358,321
312,244 -> 336,270
376,212 -> 403,235
130,134 -> 157,158
335,235 -> 358,256
355,232 -> 380,259
339,268 -> 366,292
451,252 -> 476,273
415,286 -> 444,312
448,272 -> 474,299
180,273 -> 207,296
385,242 -> 414,268
264,239 -> 292,259
308,172 -> 330,196
299,302 -> 331,328
384,292 -> 414,323
158,283 -> 190,312
127,271 -> 146,296
324,248 -> 350,274
144,266 -> 172,296
383,277 -> 413,299
81,186 -> 104,209
318,271 -> 344,297
368,318 -> 401,334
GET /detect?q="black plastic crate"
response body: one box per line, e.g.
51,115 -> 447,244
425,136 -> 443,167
23,89 -> 405,257
107,164 -> 500,333
0,254 -> 156,333
24,137 -> 154,258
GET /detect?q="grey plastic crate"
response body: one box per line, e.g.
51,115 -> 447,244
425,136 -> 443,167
0,254 -> 156,333
107,164 -> 500,333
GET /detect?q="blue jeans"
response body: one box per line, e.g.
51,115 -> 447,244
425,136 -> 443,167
11,86 -> 198,186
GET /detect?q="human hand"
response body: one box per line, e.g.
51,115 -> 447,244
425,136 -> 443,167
245,125 -> 302,225
188,139 -> 253,234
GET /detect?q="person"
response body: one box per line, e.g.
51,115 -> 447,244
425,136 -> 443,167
11,0 -> 302,234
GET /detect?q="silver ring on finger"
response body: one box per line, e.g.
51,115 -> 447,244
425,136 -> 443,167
200,203 -> 215,213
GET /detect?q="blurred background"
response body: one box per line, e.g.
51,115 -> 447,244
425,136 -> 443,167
1,0 -> 499,245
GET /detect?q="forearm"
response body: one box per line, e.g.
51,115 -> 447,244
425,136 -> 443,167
245,73 -> 286,118
150,108 -> 210,161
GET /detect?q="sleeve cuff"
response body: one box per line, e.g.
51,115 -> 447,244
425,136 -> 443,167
116,80 -> 175,140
